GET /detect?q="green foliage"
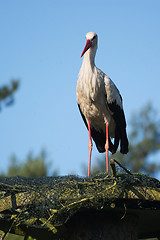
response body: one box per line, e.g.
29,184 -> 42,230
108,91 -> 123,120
0,80 -> 19,111
1,149 -> 58,177
125,102 -> 160,175
91,102 -> 160,177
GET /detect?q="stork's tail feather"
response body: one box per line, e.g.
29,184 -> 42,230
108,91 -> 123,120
112,125 -> 129,154
111,127 -> 120,154
95,139 -> 115,153
91,128 -> 105,153
90,126 -> 115,153
90,124 -> 129,154
120,130 -> 129,154
94,135 -> 115,154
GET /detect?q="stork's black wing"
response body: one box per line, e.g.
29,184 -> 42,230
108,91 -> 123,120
107,99 -> 129,154
104,74 -> 129,154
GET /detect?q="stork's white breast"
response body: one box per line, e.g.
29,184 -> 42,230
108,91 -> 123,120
77,66 -> 115,134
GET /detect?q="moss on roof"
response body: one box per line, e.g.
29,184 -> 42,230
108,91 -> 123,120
0,173 -> 160,239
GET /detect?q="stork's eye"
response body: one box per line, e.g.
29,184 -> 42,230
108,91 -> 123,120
92,35 -> 96,41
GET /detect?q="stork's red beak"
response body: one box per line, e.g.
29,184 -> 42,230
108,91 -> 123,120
81,39 -> 92,57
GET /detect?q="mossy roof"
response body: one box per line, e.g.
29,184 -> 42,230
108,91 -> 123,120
0,173 -> 160,239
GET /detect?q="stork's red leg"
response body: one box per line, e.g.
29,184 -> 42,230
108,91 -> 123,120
88,120 -> 92,177
105,122 -> 109,172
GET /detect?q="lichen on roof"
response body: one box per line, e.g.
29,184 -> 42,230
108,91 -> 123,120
0,173 -> 160,239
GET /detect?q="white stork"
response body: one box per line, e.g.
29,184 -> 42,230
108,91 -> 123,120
76,32 -> 129,177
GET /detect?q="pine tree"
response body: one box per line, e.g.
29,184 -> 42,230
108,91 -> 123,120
0,79 -> 19,111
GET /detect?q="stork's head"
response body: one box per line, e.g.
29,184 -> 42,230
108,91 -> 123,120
81,32 -> 98,58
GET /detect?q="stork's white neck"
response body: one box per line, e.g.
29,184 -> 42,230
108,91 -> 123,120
82,46 -> 97,70
78,45 -> 98,101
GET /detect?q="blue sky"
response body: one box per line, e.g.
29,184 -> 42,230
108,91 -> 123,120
1,0 -> 160,176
